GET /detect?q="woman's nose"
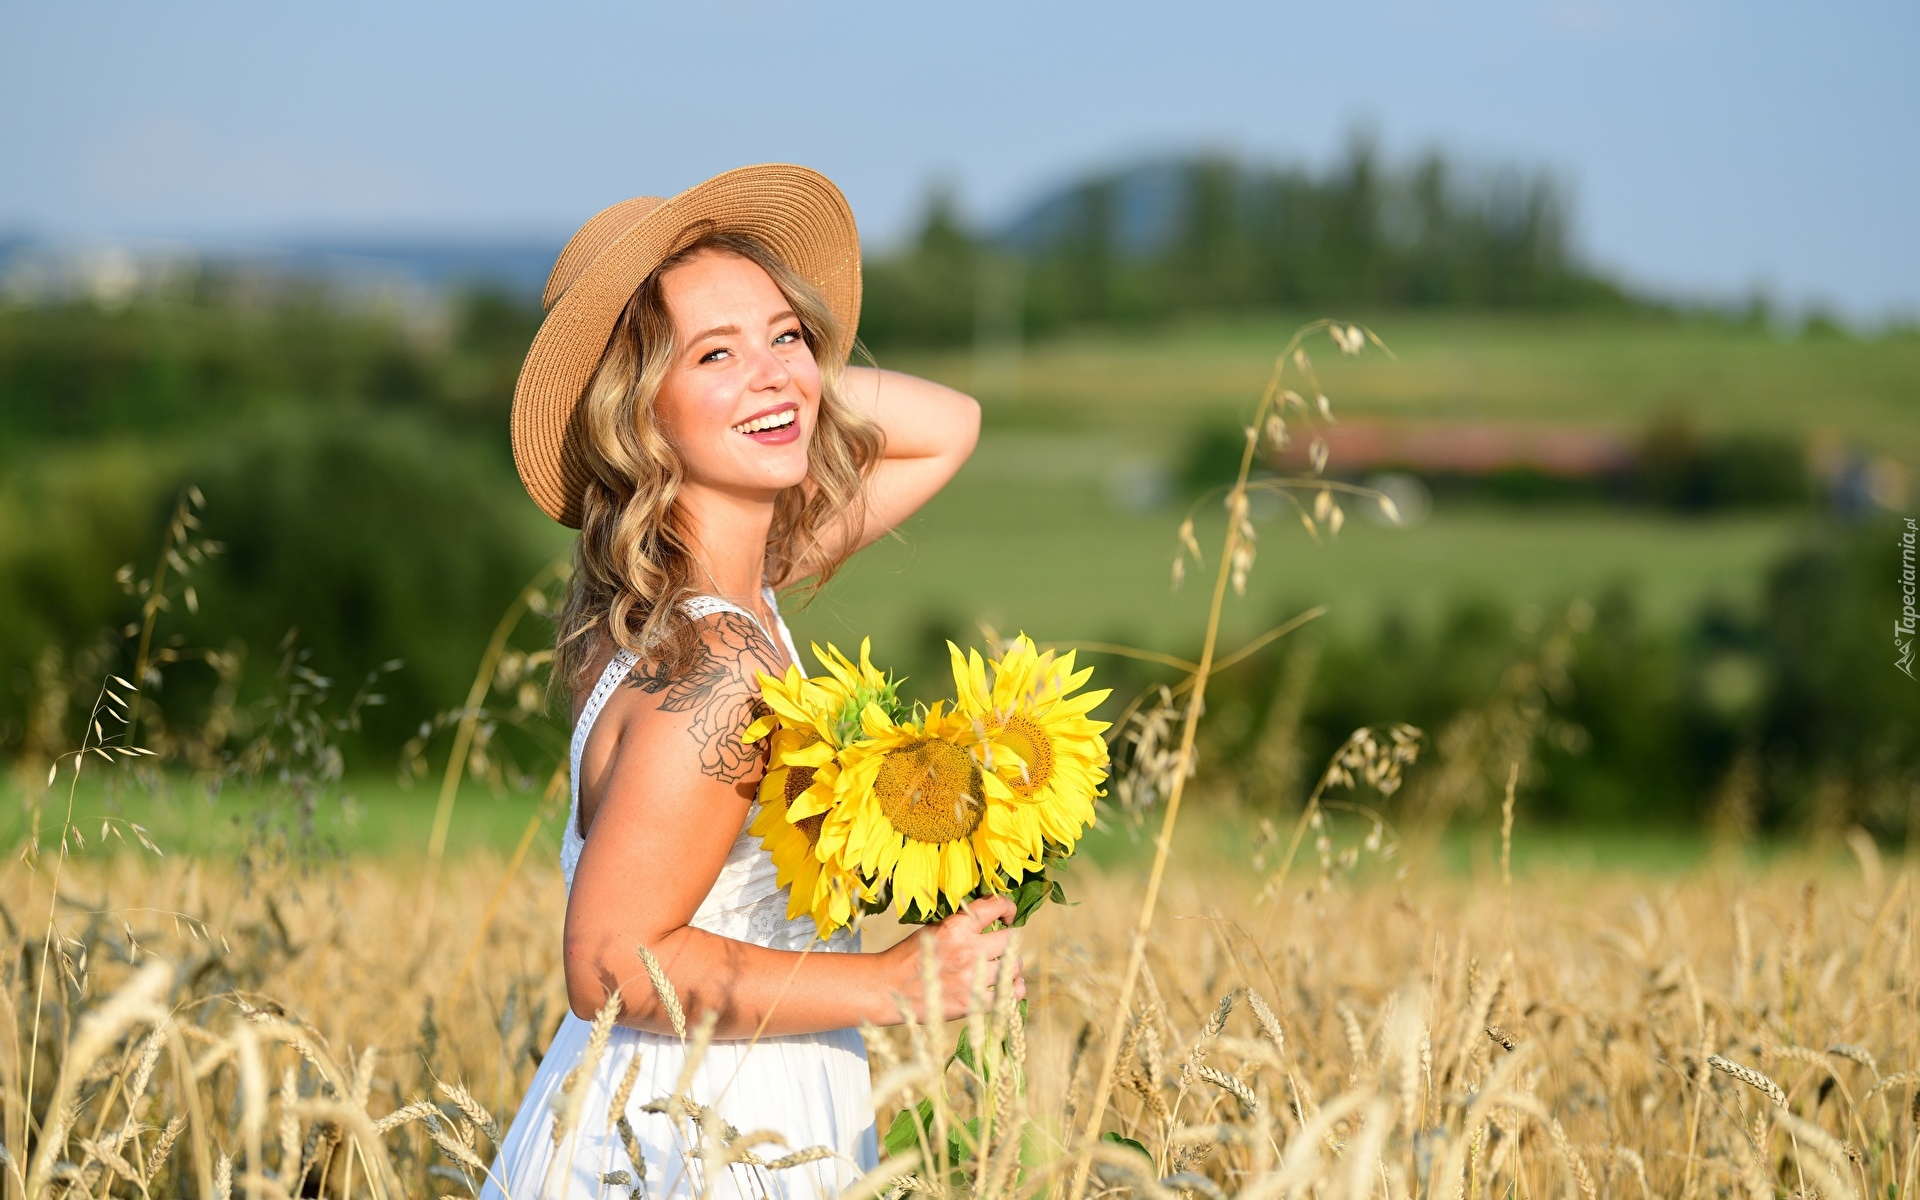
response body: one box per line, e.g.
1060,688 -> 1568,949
745,343 -> 792,392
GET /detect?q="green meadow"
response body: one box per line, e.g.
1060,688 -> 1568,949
880,310 -> 1919,448
787,310 -> 1916,664
794,455 -> 1803,665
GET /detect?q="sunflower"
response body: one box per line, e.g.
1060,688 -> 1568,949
806,639 -> 904,748
951,635 -> 1112,852
806,700 -> 1044,922
742,656 -> 874,936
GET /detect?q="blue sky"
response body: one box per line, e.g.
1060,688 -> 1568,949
2,0 -> 1914,315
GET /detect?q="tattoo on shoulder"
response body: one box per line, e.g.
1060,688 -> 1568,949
626,612 -> 781,784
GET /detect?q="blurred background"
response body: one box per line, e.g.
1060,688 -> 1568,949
2,0 -> 1916,858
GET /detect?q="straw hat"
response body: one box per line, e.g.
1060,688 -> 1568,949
510,163 -> 862,528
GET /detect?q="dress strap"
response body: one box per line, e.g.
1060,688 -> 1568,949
561,647 -> 639,890
682,594 -> 756,623
681,590 -> 803,672
571,647 -> 639,768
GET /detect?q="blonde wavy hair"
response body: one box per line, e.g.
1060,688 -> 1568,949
554,229 -> 882,693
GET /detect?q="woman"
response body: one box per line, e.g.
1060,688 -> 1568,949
484,165 -> 1022,1200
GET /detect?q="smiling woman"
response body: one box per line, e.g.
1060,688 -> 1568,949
550,225 -> 882,689
484,165 -> 1003,1200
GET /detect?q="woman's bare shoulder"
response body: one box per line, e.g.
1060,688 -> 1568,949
615,611 -> 782,786
579,614 -> 782,789
575,615 -> 778,838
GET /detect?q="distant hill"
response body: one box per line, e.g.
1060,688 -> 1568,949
861,145 -> 1635,346
1002,159 -> 1195,258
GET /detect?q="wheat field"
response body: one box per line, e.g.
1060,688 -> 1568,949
1,836 -> 1914,1200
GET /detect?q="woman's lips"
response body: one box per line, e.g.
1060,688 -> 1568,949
731,403 -> 801,445
744,420 -> 802,445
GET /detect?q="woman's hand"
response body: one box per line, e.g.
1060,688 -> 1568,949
776,367 -> 979,587
887,895 -> 1027,1023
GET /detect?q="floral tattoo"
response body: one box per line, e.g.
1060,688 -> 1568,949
626,613 -> 781,784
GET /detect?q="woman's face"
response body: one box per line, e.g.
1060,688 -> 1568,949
651,250 -> 820,497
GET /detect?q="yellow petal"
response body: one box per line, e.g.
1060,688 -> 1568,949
741,714 -> 779,744
980,771 -> 1017,801
860,702 -> 900,740
758,766 -> 790,807
787,789 -> 833,821
947,642 -> 975,707
940,839 -> 978,907
896,841 -> 938,916
785,740 -> 838,768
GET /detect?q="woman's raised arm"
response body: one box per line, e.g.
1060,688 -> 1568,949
841,365 -> 979,543
562,612 -> 1021,1038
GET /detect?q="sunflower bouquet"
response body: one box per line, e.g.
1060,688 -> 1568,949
742,636 -> 1110,937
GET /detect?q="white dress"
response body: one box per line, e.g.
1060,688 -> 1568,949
482,593 -> 876,1200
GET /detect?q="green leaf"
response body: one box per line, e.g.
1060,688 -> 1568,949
952,1028 -> 980,1074
1101,1131 -> 1152,1162
883,1099 -> 935,1158
1101,1131 -> 1152,1163
1010,871 -> 1053,927
884,1099 -> 977,1167
952,1117 -> 981,1165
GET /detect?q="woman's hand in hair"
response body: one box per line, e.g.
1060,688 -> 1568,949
832,366 -> 980,554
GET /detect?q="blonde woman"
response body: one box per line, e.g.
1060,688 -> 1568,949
484,166 -> 1022,1200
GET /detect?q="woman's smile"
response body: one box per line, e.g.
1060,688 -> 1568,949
731,401 -> 802,444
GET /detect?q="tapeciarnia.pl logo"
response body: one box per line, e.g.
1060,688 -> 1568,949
1899,517 -> 1917,679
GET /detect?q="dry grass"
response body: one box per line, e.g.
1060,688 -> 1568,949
0,850 -> 564,1200
872,849 -> 1920,1200
2,844 -> 1916,1200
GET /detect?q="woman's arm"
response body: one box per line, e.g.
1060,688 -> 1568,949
564,612 -> 1021,1038
840,366 -> 980,544
776,367 -> 976,587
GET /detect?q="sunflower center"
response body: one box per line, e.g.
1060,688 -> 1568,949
873,738 -> 984,844
780,765 -> 825,844
998,713 -> 1055,797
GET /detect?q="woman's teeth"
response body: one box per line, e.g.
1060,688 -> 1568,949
732,409 -> 796,434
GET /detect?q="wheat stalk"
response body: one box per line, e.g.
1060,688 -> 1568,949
1710,1055 -> 1788,1107
638,945 -> 687,1040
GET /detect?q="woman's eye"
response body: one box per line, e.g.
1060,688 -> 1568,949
773,328 -> 801,346
699,347 -> 730,364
